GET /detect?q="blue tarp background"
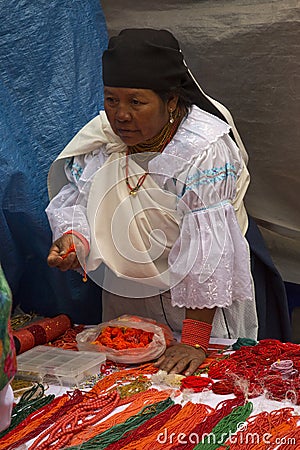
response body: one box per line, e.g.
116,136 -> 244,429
1,0 -> 299,332
0,0 -> 108,323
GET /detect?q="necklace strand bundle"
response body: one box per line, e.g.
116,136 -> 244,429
171,397 -> 245,450
122,401 -> 213,450
68,388 -> 172,447
29,390 -> 120,450
105,403 -> 182,450
273,420 -> 300,450
180,375 -> 213,392
65,397 -> 174,450
6,391 -> 84,450
0,365 -> 159,449
116,374 -> 152,398
223,407 -> 298,450
0,389 -> 59,450
6,340 -> 300,449
49,324 -> 84,350
193,402 -> 253,450
85,362 -> 158,397
208,339 -> 300,401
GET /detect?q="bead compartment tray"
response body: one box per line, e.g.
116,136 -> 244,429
16,345 -> 106,387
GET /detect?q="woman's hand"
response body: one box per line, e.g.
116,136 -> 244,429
47,234 -> 86,271
154,342 -> 206,376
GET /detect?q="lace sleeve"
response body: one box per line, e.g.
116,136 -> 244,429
168,136 -> 254,310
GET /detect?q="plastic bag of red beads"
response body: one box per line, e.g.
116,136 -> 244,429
76,315 -> 173,363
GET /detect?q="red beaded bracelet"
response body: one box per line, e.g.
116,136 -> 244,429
63,230 -> 89,282
63,230 -> 90,255
181,319 -> 212,354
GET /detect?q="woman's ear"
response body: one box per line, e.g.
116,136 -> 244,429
167,94 -> 179,112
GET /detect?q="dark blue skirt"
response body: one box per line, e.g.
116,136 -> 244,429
246,216 -> 291,341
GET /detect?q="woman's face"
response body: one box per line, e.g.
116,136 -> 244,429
104,87 -> 177,146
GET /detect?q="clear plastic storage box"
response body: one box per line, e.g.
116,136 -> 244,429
16,345 -> 106,387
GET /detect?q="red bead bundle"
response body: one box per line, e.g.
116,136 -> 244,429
180,375 -> 213,392
208,339 -> 300,401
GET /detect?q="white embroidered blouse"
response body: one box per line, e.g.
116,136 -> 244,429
46,106 -> 255,314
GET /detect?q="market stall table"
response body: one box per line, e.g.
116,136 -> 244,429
3,338 -> 300,449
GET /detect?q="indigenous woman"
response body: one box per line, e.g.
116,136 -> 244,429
46,29 -> 291,375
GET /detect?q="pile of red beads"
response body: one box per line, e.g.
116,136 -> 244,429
208,339 -> 300,402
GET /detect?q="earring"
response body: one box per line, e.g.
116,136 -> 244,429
169,109 -> 174,124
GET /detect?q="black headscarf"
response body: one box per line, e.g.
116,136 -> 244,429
102,28 -> 228,123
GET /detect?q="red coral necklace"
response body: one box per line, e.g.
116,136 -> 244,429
125,108 -> 183,196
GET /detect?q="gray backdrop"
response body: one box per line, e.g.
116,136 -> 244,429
101,0 -> 300,284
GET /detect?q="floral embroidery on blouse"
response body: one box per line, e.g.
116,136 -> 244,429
184,163 -> 237,192
65,157 -> 84,182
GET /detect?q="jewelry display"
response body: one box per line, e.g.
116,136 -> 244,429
125,106 -> 184,196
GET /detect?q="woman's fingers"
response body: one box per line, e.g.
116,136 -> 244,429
47,235 -> 83,270
47,243 -> 64,267
155,343 -> 206,375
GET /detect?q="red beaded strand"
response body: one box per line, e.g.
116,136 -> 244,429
105,403 -> 182,450
223,407 -> 298,450
0,394 -> 71,450
8,390 -> 84,449
29,390 -> 120,449
180,375 -> 213,392
207,339 -> 300,401
171,397 -> 245,450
